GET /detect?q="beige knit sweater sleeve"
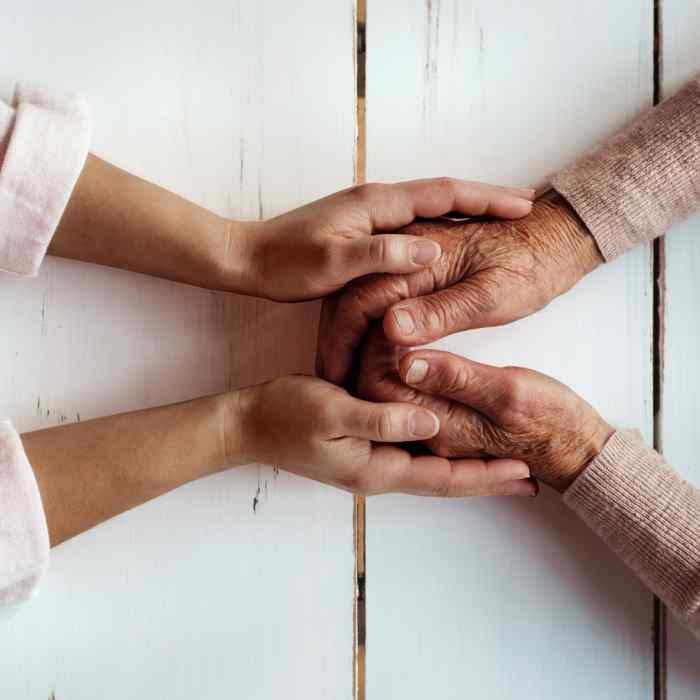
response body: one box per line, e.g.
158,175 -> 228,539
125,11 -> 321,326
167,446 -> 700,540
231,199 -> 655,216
564,431 -> 700,638
552,75 -> 700,639
552,74 -> 700,260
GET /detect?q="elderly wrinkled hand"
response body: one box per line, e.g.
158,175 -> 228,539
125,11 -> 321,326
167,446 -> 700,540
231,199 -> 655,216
354,324 -> 613,492
317,190 -> 603,385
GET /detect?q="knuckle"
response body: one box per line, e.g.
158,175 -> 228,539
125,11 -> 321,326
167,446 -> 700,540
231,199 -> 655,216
415,296 -> 449,334
500,367 -> 530,411
369,408 -> 395,442
351,182 -> 383,203
368,236 -> 387,264
312,238 -> 341,275
339,466 -> 370,495
314,405 -> 337,435
309,385 -> 345,431
439,361 -> 471,396
435,176 -> 456,196
457,280 -> 498,319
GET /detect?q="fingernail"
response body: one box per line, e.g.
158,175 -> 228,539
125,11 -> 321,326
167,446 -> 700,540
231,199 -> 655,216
410,240 -> 441,265
518,478 -> 539,497
496,460 -> 530,481
405,358 -> 429,384
409,410 -> 439,438
393,308 -> 415,335
512,187 -> 536,199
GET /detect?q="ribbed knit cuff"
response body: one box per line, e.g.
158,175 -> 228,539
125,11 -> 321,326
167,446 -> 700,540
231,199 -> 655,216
564,429 -> 700,637
0,419 -> 50,604
552,74 -> 700,261
0,85 -> 91,276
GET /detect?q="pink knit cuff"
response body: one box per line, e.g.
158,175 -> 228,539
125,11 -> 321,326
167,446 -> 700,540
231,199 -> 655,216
0,420 -> 49,604
552,75 -> 700,261
564,429 -> 700,638
0,85 -> 91,276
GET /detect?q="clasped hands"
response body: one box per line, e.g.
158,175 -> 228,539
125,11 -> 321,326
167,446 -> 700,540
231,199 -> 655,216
228,178 -> 614,497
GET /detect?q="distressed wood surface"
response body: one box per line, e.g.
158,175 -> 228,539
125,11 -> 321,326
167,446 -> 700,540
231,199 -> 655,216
661,2 -> 700,696
365,2 -> 655,698
3,1 -> 698,698
0,2 -> 355,699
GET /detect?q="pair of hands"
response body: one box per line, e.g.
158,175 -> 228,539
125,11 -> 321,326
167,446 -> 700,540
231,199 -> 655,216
228,179 -> 612,496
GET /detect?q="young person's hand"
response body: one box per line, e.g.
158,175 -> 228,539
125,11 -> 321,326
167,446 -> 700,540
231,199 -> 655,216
317,190 -> 602,385
229,375 -> 535,497
230,179 -> 534,301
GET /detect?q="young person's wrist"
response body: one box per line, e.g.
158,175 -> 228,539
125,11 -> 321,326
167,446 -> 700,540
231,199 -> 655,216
204,217 -> 262,296
221,386 -> 259,468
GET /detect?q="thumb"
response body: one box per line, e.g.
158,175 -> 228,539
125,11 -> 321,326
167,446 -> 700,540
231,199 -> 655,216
341,234 -> 442,278
398,349 -> 513,421
383,279 -> 500,345
338,394 -> 440,442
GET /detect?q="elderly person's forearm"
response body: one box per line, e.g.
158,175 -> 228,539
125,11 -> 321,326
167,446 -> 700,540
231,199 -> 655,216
553,73 -> 700,259
360,344 -> 700,639
564,431 -> 700,638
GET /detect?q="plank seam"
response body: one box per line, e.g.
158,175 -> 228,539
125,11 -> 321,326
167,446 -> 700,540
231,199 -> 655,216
652,1 -> 667,698
352,1 -> 367,699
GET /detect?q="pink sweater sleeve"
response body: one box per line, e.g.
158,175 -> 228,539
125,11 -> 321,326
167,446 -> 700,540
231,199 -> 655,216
551,73 -> 700,260
551,73 -> 700,638
0,421 -> 50,604
564,431 -> 700,638
0,85 -> 91,275
0,86 -> 90,602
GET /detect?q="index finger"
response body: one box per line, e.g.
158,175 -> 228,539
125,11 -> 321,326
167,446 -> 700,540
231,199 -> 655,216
352,178 -> 534,232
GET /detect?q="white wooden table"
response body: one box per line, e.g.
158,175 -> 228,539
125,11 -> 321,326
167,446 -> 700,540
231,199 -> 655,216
0,2 -> 697,698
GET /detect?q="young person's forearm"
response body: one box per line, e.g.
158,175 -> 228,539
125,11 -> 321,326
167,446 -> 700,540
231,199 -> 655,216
22,393 -> 245,546
48,154 -> 250,292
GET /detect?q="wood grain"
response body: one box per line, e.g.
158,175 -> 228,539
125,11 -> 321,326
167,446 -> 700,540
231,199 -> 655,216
0,2 -> 355,698
365,2 -> 654,697
660,2 -> 700,696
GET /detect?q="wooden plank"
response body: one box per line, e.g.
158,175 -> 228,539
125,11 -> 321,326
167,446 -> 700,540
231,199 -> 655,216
365,2 -> 654,697
0,2 -> 355,698
660,2 -> 700,696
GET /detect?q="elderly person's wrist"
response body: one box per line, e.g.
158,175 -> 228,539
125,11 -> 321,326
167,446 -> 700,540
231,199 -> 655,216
524,190 -> 604,295
543,418 -> 615,493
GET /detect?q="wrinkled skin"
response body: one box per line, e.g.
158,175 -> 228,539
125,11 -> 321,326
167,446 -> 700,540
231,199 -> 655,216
317,190 -> 603,385
354,325 -> 613,492
236,374 -> 536,498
